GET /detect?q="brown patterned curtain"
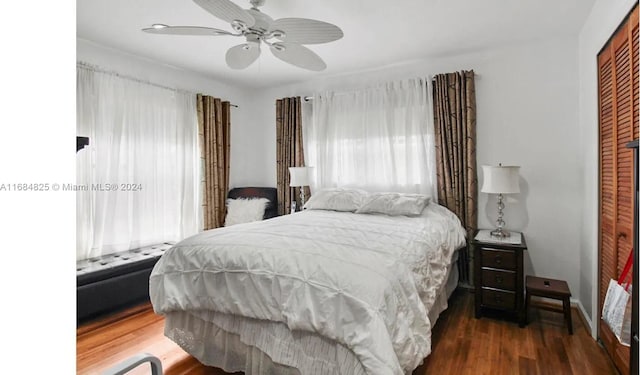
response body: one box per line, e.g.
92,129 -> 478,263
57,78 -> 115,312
276,97 -> 309,215
432,70 -> 478,285
197,94 -> 231,230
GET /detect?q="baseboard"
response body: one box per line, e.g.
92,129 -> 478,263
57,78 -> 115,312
572,298 -> 596,339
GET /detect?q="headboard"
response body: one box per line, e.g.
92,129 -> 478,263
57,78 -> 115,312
227,187 -> 278,219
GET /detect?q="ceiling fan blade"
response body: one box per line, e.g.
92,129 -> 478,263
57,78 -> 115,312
193,0 -> 255,27
270,43 -> 326,71
269,18 -> 343,45
226,42 -> 261,69
142,25 -> 235,36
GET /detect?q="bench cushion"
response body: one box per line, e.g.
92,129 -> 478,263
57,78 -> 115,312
77,243 -> 173,286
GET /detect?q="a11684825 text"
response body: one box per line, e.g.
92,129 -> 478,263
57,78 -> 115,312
0,183 -> 143,192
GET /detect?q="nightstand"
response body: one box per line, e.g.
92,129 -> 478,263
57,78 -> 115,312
472,229 -> 528,327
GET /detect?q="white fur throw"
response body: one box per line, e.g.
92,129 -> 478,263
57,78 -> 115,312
225,198 -> 270,226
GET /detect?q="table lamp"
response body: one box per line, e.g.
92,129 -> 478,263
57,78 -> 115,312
289,167 -> 311,209
481,164 -> 520,238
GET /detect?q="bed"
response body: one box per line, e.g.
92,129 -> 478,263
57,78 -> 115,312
150,192 -> 466,375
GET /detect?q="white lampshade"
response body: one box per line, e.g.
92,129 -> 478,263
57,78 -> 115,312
481,165 -> 520,194
289,167 -> 311,187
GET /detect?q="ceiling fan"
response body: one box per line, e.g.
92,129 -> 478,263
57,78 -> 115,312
143,0 -> 343,71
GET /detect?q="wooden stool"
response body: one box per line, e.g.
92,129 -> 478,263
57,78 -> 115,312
525,275 -> 573,334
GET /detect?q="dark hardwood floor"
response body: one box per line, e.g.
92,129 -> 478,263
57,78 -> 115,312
417,290 -> 618,375
77,290 -> 618,375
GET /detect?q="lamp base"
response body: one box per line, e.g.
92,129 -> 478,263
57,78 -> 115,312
490,228 -> 510,238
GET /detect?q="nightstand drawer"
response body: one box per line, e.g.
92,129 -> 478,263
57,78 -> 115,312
481,248 -> 516,270
482,288 -> 516,310
482,268 -> 516,290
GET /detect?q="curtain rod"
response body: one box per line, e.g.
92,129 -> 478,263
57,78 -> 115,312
302,77 -> 431,102
76,62 -> 238,108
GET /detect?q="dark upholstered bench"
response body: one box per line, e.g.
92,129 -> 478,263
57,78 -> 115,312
76,243 -> 174,324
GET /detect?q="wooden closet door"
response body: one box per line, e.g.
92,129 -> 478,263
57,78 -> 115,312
598,5 -> 639,375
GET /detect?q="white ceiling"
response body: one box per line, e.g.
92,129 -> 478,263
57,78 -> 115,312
77,0 -> 595,89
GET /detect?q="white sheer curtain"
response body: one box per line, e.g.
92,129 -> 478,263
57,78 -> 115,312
76,64 -> 200,260
304,78 -> 437,197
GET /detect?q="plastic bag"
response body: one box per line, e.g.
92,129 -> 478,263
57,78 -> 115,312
602,250 -> 633,346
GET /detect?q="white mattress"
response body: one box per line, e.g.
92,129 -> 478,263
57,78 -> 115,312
151,204 -> 466,375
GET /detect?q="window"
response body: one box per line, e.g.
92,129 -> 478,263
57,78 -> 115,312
304,78 -> 436,196
76,65 -> 199,260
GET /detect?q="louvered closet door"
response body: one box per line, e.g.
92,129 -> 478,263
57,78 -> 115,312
635,17 -> 640,142
599,43 -> 615,316
598,5 -> 638,375
615,9 -> 634,298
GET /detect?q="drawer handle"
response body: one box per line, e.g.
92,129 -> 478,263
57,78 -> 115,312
495,256 -> 502,265
495,275 -> 504,284
494,295 -> 503,303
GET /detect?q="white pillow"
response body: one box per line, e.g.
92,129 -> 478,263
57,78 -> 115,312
224,198 -> 269,226
355,192 -> 430,216
303,188 -> 368,212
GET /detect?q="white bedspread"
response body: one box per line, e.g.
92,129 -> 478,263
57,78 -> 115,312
150,203 -> 465,375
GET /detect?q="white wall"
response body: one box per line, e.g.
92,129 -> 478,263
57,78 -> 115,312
578,0 -> 637,337
243,35 -> 584,319
76,38 -> 258,188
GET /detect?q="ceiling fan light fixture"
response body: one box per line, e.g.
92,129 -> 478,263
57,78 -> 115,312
231,20 -> 248,32
268,30 -> 285,39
